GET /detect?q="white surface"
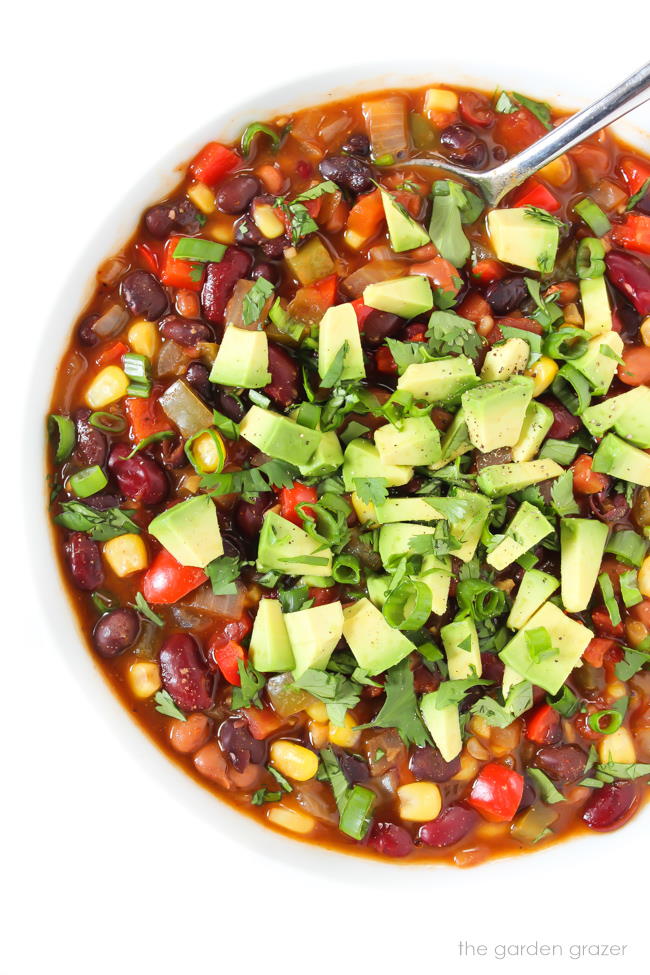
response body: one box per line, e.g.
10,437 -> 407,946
4,1 -> 649,972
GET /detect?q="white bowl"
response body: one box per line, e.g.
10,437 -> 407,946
26,60 -> 650,885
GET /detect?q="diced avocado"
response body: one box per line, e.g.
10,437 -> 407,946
377,522 -> 451,614
349,491 -> 378,526
148,494 -> 223,568
298,431 -> 343,477
447,487 -> 492,563
284,237 -> 335,286
440,619 -> 482,680
239,405 -> 321,466
209,326 -> 270,388
397,357 -> 479,405
507,569 -> 560,630
381,189 -> 430,253
318,303 -> 365,382
420,692 -> 462,762
285,602 -> 344,678
511,401 -> 554,462
374,497 -> 443,524
560,518 -> 609,613
342,439 -> 413,491
580,275 -> 612,336
300,575 -> 335,588
257,511 -> 333,577
374,415 -> 441,466
476,458 -> 563,498
342,597 -> 415,674
582,386 -> 650,448
487,207 -> 559,273
571,331 -> 624,396
249,599 -> 295,672
462,376 -> 534,452
486,501 -> 554,571
378,522 -> 434,569
480,338 -> 530,382
502,665 -> 526,698
366,574 -> 391,608
363,275 -> 434,318
431,408 -> 472,470
592,433 -> 650,487
419,554 -> 452,616
499,601 -> 593,695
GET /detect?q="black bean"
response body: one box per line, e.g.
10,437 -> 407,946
341,132 -> 370,156
160,315 -> 213,347
234,217 -> 264,247
251,261 -> 280,286
409,746 -> 461,782
159,437 -> 186,469
260,235 -> 290,259
214,389 -> 245,422
440,123 -> 477,153
77,314 -> 100,347
218,716 -> 267,772
72,407 -> 108,467
65,532 -> 104,591
144,199 -> 202,238
234,493 -> 275,537
121,270 -> 168,321
217,175 -> 260,214
93,608 -> 139,658
363,310 -> 403,346
184,361 -> 214,405
319,155 -> 375,195
335,748 -> 369,784
484,275 -> 528,315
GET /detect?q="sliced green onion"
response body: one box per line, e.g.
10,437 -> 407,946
542,327 -> 589,362
574,197 -> 611,236
551,363 -> 591,415
248,390 -> 271,409
605,530 -> 648,568
48,414 -> 76,463
69,465 -> 108,498
626,177 -> 650,212
588,709 -> 623,735
456,579 -> 506,621
341,421 -> 370,444
268,299 -> 306,344
124,352 -> 152,398
538,439 -> 580,465
212,409 -> 239,441
89,411 -> 127,434
241,122 -> 281,156
619,569 -> 643,608
576,237 -> 606,279
172,238 -> 226,263
598,572 -> 621,626
127,430 -> 175,458
332,554 -> 361,585
383,578 -> 431,631
338,785 -> 374,840
91,590 -> 116,613
134,591 -> 164,627
546,685 -> 579,717
184,427 -> 227,475
517,551 -> 538,571
294,402 -> 321,430
374,153 -> 395,167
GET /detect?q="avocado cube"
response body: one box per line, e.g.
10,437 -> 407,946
507,569 -> 559,630
376,522 -> 451,614
342,598 -> 415,674
397,357 -> 478,405
580,275 -> 612,337
571,331 -> 623,396
298,431 -> 343,477
462,376 -> 534,452
374,415 -> 441,466
239,406 -> 321,466
487,207 -> 559,273
363,275 -> 434,318
499,601 -> 593,695
487,501 -> 554,572
480,337 -> 530,382
431,408 -> 472,470
342,439 -> 413,491
318,303 -> 365,383
441,619 -> 481,680
285,602 -> 344,678
366,574 -> 391,609
209,326 -> 271,388
582,386 -> 650,448
420,692 -> 462,762
381,189 -> 430,253
511,401 -> 554,462
476,458 -> 563,498
257,511 -> 333,577
250,599 -> 295,672
560,518 -> 609,613
148,495 -> 223,568
445,488 -> 492,564
373,497 -> 443,524
592,433 -> 650,487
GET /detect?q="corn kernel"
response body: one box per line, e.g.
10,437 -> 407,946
128,661 -> 162,698
423,88 -> 459,116
598,726 -> 636,765
253,202 -> 285,239
397,782 -> 442,822
526,356 -> 558,397
305,700 -> 328,722
538,154 -> 573,187
607,681 -> 628,700
344,229 -> 366,251
267,804 -> 316,835
475,822 -> 508,840
453,752 -> 479,782
85,365 -> 129,409
640,318 -> 650,347
208,218 -> 235,245
329,712 -> 361,748
103,533 -> 148,577
638,555 -> 650,597
187,182 -> 216,214
308,720 -> 329,749
128,319 -> 159,359
469,715 -> 491,740
270,740 -> 319,781
191,430 -> 225,474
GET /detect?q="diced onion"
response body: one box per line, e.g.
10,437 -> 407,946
156,340 -> 192,379
183,581 -> 246,620
362,96 -> 409,161
342,260 -> 406,298
93,303 -> 129,338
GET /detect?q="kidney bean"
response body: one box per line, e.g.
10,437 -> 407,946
201,248 -> 254,325
582,780 -> 638,830
418,805 -> 478,847
534,744 -> 587,783
263,343 -> 299,407
121,270 -> 168,321
234,492 -> 275,537
480,651 -> 505,685
368,822 -> 413,857
214,389 -> 246,422
459,91 -> 495,129
72,407 -> 108,467
77,313 -> 100,347
540,396 -> 581,439
159,633 -> 214,711
363,310 -> 403,346
183,361 -> 214,405
108,443 -> 168,505
217,175 -> 260,214
606,250 -> 650,317
92,607 -> 139,658
160,315 -> 213,347
409,746 -> 461,783
251,261 -> 280,286
220,531 -> 249,562
235,217 -> 264,248
169,713 -> 211,754
218,716 -> 267,772
484,276 -> 527,315
144,199 -> 202,238
319,154 -> 374,195
65,532 -> 104,590
517,778 -> 536,813
341,132 -> 371,157
474,447 -> 513,471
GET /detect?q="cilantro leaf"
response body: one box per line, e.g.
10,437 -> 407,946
433,676 -> 492,709
231,661 -> 265,709
595,761 -> 650,781
320,340 -> 350,388
626,177 -> 650,212
242,277 -> 274,326
134,592 -> 164,628
54,502 -> 141,541
528,767 -> 565,803
277,585 -> 313,614
512,92 -> 553,129
320,746 -> 350,811
526,627 -> 556,664
524,206 -> 566,230
360,658 -> 430,747
550,470 -> 579,516
352,476 -> 389,506
251,789 -> 283,805
202,459 -> 300,498
426,310 -> 483,358
293,669 -> 361,725
385,338 -> 435,374
154,689 -> 186,722
294,180 -> 339,203
470,680 -> 532,728
205,555 -> 243,596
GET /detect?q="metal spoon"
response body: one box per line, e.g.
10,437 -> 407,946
405,61 -> 650,206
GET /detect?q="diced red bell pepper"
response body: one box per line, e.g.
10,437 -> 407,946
208,614 -> 253,655
457,292 -> 491,324
142,548 -> 207,604
496,316 -> 543,336
494,107 -> 547,156
310,273 -> 338,308
583,637 -> 616,668
471,259 -> 506,284
97,341 -> 129,367
571,454 -> 609,495
125,395 -> 170,442
512,179 -> 561,213
620,156 -> 650,196
351,297 -> 375,330
467,762 -> 524,823
189,141 -> 239,186
213,640 -> 246,686
591,606 -> 625,640
161,236 -> 204,291
134,241 -> 160,274
279,481 -> 318,526
308,585 -> 341,606
375,347 -> 398,374
611,214 -> 650,255
525,703 -> 560,745
242,706 -> 284,740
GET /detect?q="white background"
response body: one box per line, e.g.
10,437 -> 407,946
3,2 -> 649,973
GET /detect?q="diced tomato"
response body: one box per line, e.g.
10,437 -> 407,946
457,292 -> 491,324
242,706 -> 284,740
351,297 -> 375,330
494,107 -> 547,155
408,256 -> 460,299
591,606 -> 625,640
309,585 -> 341,606
459,91 -> 495,128
496,315 -> 543,336
471,259 -> 506,284
392,188 -> 421,218
611,214 -> 650,255
160,236 -> 204,291
603,644 -> 626,683
583,637 -> 616,668
525,703 -> 560,745
134,241 -> 160,274
97,341 -> 128,367
125,395 -> 170,442
189,141 -> 239,186
310,273 -> 338,308
512,179 -> 561,213
631,599 -> 650,628
206,614 -> 253,672
467,763 -> 524,823
345,188 -> 384,246
571,453 -> 609,494
618,345 -> 650,386
213,640 -> 246,686
375,346 -> 398,374
142,548 -> 207,604
620,156 -> 650,196
279,481 -> 318,526
404,323 -> 427,342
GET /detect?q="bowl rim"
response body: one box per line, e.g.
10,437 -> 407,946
26,59 -> 650,885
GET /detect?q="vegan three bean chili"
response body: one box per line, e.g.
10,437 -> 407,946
47,83 -> 650,864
